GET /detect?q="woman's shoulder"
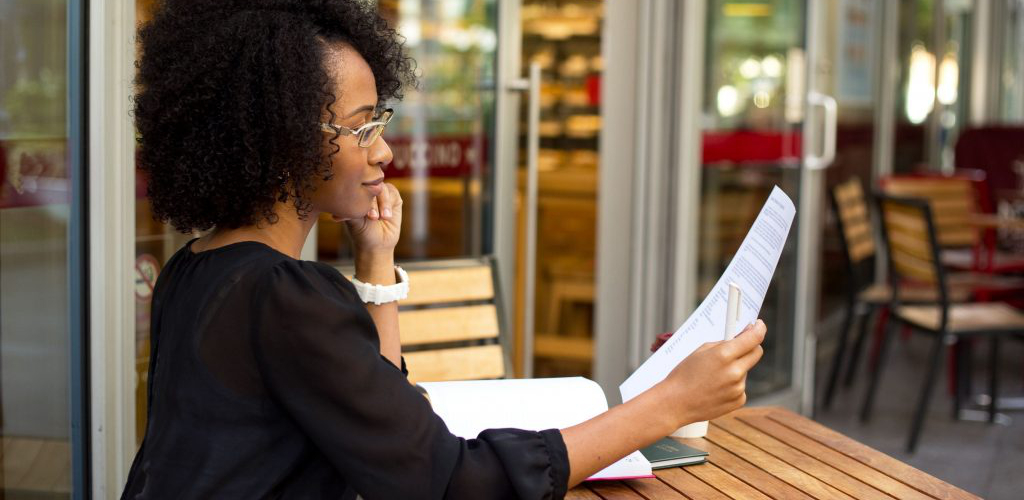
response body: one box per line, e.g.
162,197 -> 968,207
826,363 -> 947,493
252,257 -> 377,345
163,240 -> 361,311
256,257 -> 360,306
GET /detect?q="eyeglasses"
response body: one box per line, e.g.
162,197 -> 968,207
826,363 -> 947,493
320,108 -> 394,148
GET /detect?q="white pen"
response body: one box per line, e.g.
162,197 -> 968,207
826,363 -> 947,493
724,282 -> 742,340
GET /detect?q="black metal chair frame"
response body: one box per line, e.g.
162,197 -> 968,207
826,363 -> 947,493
822,182 -> 883,411
861,194 -> 1017,452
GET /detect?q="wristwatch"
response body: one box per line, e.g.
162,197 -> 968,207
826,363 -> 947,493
351,266 -> 409,305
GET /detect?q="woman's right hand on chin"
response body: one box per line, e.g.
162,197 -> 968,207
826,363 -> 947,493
347,182 -> 403,255
657,320 -> 766,427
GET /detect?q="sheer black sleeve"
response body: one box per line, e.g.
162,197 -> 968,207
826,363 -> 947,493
251,261 -> 570,500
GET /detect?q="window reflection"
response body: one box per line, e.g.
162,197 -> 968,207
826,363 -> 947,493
0,0 -> 74,496
317,0 -> 498,262
699,0 -> 805,397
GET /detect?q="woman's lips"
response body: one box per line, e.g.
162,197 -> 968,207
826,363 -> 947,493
362,177 -> 384,196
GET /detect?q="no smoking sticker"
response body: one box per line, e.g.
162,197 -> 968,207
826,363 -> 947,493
135,254 -> 161,302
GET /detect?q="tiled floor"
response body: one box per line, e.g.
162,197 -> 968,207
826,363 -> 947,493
814,326 -> 1024,499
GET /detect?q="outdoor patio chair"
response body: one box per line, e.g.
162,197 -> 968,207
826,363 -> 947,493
880,173 -> 1024,277
822,178 -> 975,411
339,257 -> 510,384
860,194 -> 1024,453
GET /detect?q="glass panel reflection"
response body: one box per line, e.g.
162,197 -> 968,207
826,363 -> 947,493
700,0 -> 804,397
522,1 -> 603,378
317,0 -> 498,262
0,0 -> 74,496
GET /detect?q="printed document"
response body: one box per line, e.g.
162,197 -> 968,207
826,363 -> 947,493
619,186 -> 796,403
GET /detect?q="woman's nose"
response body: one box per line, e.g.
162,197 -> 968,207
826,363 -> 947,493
369,137 -> 393,167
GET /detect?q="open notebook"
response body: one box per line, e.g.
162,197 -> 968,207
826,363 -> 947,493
420,377 -> 654,481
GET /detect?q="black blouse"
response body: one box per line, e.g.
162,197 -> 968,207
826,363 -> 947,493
121,240 -> 570,499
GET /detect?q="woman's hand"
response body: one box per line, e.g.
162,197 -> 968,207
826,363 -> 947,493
560,320 -> 766,486
657,320 -> 766,427
347,183 -> 404,367
346,182 -> 403,254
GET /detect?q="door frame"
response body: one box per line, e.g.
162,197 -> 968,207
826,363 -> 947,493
88,0 -> 138,495
492,0 -> 524,375
594,0 -> 705,402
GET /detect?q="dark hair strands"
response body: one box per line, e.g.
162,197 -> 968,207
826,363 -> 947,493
134,0 -> 417,232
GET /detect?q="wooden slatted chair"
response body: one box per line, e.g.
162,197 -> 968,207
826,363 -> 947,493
860,194 -> 1024,452
340,258 -> 508,384
823,178 -> 972,410
879,174 -> 1024,402
879,174 -> 1024,275
879,175 -> 979,250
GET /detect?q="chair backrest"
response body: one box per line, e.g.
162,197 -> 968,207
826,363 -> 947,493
878,175 -> 979,247
342,258 -> 507,384
874,194 -> 949,309
832,178 -> 876,265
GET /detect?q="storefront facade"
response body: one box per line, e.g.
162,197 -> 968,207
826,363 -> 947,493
2,0 -> 1023,497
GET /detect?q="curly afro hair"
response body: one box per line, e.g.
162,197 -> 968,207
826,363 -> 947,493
134,0 -> 416,232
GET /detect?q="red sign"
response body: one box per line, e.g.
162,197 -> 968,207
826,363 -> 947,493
382,136 -> 487,178
702,130 -> 803,165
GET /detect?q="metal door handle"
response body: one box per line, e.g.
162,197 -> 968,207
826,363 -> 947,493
507,62 -> 541,377
805,91 -> 837,170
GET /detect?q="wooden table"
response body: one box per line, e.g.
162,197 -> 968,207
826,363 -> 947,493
567,407 -> 979,499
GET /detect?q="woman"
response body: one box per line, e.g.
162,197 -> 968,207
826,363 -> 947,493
124,1 -> 766,498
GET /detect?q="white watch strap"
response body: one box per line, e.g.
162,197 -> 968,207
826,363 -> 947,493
351,266 -> 409,305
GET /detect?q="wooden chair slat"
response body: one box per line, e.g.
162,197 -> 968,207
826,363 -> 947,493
936,228 -> 978,247
882,199 -> 940,284
837,199 -> 868,220
840,217 -> 871,240
898,303 -> 1024,332
848,239 -> 875,263
834,178 -> 864,203
833,179 -> 876,264
404,265 -> 494,305
883,208 -> 929,234
888,231 -> 934,262
399,305 -> 499,345
881,177 -> 980,246
843,219 -> 871,242
405,344 -> 505,383
891,250 -> 938,283
884,178 -> 973,196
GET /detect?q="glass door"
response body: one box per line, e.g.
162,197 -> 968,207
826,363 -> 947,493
0,0 -> 88,496
316,1 -> 499,262
519,1 -> 604,379
698,0 -> 804,400
695,0 -> 837,407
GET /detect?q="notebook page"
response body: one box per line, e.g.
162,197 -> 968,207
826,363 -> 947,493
619,186 -> 796,403
420,377 -> 654,480
420,377 -> 608,437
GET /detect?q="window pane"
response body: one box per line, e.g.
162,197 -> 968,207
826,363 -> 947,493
316,0 -> 498,261
0,0 -> 74,496
699,0 -> 805,397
